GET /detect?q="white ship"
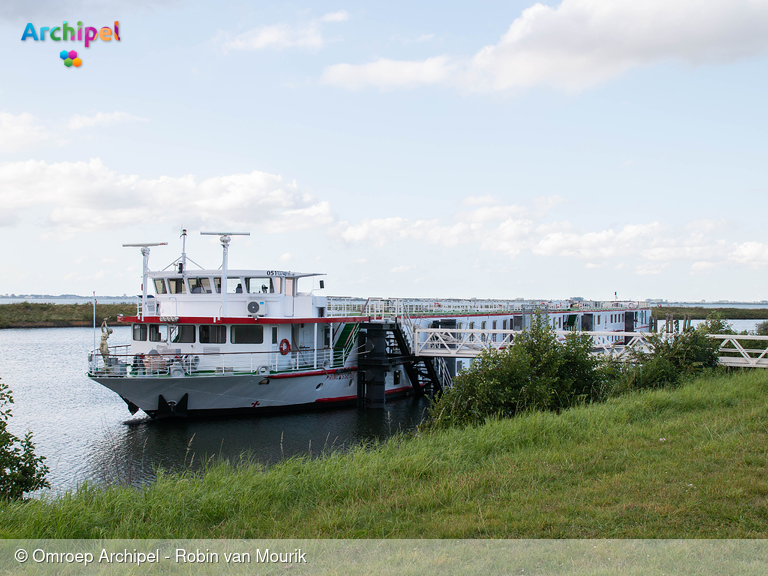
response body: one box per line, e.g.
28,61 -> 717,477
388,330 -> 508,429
88,232 -> 652,418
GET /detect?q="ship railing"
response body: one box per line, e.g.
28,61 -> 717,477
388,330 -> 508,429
326,296 -> 652,319
326,297 -> 369,317
411,328 -> 768,368
87,344 -> 354,378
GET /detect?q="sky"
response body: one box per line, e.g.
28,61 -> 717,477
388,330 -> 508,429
1,0 -> 767,302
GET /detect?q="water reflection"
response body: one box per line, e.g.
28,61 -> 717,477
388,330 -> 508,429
0,327 -> 430,493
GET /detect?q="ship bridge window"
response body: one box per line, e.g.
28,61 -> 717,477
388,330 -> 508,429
285,278 -> 295,297
245,277 -> 274,294
231,325 -> 264,344
168,278 -> 186,294
153,279 -> 167,294
226,278 -> 244,294
171,325 -> 195,343
189,277 -> 212,294
199,325 -> 226,344
149,324 -> 168,343
132,324 -> 147,341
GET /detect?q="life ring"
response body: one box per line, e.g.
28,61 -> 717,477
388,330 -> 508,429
279,339 -> 291,355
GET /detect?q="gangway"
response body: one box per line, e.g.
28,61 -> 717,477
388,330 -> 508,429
411,326 -> 768,369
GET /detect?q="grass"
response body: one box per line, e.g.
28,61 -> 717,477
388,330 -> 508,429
1,369 -> 768,539
0,302 -> 135,328
651,306 -> 768,321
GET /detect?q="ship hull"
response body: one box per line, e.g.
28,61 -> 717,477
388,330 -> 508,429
91,368 -> 415,418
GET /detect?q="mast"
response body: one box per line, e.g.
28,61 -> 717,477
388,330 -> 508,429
180,228 -> 187,273
122,242 -> 168,319
200,232 -> 249,318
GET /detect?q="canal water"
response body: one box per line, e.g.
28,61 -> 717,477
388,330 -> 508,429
0,327 -> 431,495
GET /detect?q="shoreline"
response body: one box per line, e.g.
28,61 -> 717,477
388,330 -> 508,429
2,305 -> 767,329
0,302 -> 135,329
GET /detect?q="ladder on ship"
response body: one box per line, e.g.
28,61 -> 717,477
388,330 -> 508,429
356,320 -> 452,408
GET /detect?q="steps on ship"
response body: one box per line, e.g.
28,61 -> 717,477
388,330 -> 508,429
356,321 -> 451,408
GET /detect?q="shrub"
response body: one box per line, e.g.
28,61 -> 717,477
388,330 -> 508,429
0,377 -> 49,500
425,312 -> 604,430
621,325 -> 720,391
698,311 -> 734,335
756,321 -> 768,336
426,310 -> 724,430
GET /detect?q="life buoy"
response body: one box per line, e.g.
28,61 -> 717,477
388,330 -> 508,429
279,339 -> 291,355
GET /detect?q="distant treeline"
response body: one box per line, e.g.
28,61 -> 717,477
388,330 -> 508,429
650,306 -> 768,320
0,302 -> 135,329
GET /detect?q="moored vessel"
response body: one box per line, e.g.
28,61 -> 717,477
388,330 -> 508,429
88,231 -> 652,417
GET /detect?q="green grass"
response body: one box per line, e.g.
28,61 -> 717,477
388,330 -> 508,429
0,302 -> 135,328
2,369 -> 768,539
651,306 -> 768,320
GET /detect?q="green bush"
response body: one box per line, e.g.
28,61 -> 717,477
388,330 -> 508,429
426,313 -> 606,430
697,311 -> 735,335
756,321 -> 768,336
0,378 -> 49,500
620,323 -> 720,391
427,310 -> 727,430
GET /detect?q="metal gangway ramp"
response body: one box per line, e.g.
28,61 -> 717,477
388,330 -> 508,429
412,326 -> 768,369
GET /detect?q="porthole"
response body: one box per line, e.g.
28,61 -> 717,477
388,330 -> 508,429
316,382 -> 323,390
259,378 -> 270,385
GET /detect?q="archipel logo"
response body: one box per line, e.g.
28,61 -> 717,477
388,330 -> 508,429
21,21 -> 121,68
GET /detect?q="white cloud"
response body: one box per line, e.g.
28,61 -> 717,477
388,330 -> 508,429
460,204 -> 529,223
320,10 -> 349,23
333,217 -> 472,248
321,57 -> 453,90
67,112 -> 146,130
217,10 -> 349,53
691,261 -> 717,274
0,112 -> 52,152
0,158 -> 332,234
728,242 -> 768,268
323,0 -> 768,92
332,202 -> 768,275
635,263 -> 669,276
390,265 -> 415,273
462,195 -> 497,206
532,223 -> 663,260
391,33 -> 435,45
279,252 -> 293,262
218,23 -> 323,52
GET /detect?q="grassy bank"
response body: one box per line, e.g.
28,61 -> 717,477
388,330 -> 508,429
2,369 -> 768,538
0,302 -> 135,328
651,306 -> 768,320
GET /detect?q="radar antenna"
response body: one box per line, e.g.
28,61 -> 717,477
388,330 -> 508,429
200,232 -> 250,317
122,242 -> 168,320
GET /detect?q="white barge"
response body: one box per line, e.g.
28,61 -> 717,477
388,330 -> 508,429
88,232 -> 652,417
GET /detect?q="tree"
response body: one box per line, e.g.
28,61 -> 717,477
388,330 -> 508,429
0,377 -> 49,500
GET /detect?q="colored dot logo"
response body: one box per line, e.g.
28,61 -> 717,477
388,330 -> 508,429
59,49 -> 82,68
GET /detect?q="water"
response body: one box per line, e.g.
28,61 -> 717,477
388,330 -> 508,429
690,319 -> 761,333
0,327 -> 430,494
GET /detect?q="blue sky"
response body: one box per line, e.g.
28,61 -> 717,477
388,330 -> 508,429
1,0 -> 767,301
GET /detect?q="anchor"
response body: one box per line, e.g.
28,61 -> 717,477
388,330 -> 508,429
156,393 -> 189,418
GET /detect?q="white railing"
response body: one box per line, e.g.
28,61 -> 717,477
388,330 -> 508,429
88,343 -> 355,378
325,297 -> 651,319
412,327 -> 768,369
709,334 -> 768,368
